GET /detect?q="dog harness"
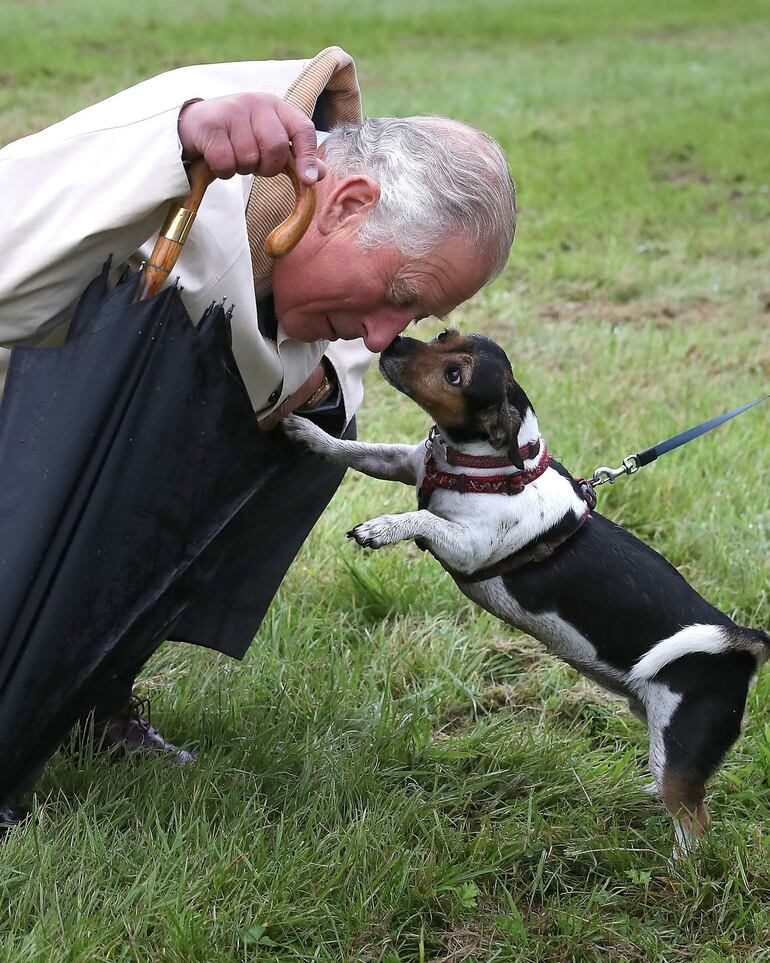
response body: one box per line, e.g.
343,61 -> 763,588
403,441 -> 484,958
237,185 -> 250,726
416,428 -> 596,583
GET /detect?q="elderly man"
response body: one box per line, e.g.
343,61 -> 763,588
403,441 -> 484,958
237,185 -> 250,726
0,47 -> 515,821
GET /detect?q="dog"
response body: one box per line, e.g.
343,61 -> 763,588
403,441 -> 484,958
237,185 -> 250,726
282,330 -> 769,854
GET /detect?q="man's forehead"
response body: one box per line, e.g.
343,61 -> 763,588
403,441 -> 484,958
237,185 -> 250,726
395,247 -> 487,313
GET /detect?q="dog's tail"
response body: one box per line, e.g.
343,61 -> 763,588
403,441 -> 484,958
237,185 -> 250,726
748,626 -> 770,660
627,623 -> 770,690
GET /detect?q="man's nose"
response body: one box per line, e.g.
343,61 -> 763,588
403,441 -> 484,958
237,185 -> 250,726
361,310 -> 414,353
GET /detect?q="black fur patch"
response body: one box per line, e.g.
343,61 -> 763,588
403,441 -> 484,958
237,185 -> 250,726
500,471 -> 736,676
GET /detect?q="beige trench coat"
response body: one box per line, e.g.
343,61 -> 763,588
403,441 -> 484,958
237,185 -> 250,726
0,47 -> 372,423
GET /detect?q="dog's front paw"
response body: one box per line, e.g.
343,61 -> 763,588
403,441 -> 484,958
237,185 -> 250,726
347,514 -> 405,549
281,413 -> 331,453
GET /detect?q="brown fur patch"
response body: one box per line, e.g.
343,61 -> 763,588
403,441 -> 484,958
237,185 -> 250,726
395,333 -> 483,430
661,772 -> 710,835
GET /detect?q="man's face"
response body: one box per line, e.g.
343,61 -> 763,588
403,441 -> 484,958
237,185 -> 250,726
270,175 -> 491,353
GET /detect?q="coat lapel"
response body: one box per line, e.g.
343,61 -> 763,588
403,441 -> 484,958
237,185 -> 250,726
246,46 -> 363,299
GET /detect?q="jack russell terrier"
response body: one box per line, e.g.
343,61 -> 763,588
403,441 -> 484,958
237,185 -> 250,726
282,330 -> 768,855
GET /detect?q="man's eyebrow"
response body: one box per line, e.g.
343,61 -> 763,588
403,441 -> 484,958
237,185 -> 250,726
387,277 -> 421,304
388,276 -> 450,322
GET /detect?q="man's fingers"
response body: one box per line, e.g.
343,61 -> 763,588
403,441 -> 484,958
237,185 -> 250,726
276,102 -> 321,185
200,129 -> 239,179
248,112 -> 292,177
178,94 -> 327,183
227,112 -> 262,176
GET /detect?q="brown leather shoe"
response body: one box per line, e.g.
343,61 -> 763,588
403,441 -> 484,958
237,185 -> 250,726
1,802 -> 28,832
95,696 -> 197,765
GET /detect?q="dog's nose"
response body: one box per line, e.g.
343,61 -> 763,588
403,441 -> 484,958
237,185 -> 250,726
381,335 -> 407,357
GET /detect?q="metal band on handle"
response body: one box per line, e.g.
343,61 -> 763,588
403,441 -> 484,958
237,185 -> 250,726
160,207 -> 197,246
137,159 -> 215,302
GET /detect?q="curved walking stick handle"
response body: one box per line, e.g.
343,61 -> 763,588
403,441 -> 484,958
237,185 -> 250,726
137,155 -> 316,301
264,156 -> 317,258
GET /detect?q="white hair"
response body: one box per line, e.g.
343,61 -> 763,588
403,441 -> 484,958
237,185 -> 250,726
322,115 -> 516,278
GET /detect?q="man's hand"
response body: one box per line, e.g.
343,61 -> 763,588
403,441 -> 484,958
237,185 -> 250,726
177,93 -> 327,185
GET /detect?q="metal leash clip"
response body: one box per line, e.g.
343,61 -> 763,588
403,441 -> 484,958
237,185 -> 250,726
585,393 -> 768,494
590,454 -> 641,487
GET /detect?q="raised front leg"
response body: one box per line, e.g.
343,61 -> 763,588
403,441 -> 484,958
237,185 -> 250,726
350,510 -> 480,573
281,414 -> 421,485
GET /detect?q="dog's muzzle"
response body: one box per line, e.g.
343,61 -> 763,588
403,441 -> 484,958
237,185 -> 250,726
378,336 -> 416,394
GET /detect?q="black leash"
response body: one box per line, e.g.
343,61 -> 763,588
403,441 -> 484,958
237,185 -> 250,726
588,393 -> 769,490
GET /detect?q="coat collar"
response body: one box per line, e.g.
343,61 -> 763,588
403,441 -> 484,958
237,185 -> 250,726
245,47 -> 363,300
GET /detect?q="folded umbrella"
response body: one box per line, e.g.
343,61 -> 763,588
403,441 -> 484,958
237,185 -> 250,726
0,160 -> 314,797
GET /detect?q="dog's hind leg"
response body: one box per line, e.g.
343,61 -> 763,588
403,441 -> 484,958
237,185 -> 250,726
646,659 -> 753,858
646,708 -> 709,858
660,770 -> 710,859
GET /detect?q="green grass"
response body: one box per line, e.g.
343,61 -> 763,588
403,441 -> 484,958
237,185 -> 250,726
2,1 -> 769,959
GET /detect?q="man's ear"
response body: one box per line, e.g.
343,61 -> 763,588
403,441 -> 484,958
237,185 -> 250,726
480,400 -> 523,469
316,175 -> 381,236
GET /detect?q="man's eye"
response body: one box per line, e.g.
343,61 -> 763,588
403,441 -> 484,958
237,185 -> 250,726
445,366 -> 462,386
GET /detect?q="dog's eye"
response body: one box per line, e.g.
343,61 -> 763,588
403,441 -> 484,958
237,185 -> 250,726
445,366 -> 462,386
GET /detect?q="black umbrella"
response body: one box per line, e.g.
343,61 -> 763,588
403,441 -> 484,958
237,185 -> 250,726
0,161 -> 313,798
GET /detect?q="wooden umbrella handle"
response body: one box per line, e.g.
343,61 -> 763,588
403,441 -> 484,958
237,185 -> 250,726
137,155 -> 316,301
136,158 -> 214,301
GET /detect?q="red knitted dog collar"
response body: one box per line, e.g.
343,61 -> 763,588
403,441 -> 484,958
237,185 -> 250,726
445,438 -> 542,468
418,444 -> 549,509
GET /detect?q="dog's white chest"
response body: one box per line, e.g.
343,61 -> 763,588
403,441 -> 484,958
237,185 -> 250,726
417,466 -> 586,572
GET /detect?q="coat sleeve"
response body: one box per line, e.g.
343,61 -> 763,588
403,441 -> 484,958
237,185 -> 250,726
0,59 -> 312,349
0,100 -> 191,346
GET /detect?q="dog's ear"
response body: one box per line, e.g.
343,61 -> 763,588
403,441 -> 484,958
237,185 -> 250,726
480,400 -> 524,469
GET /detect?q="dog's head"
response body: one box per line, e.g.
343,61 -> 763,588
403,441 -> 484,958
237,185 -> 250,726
379,331 -> 530,467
